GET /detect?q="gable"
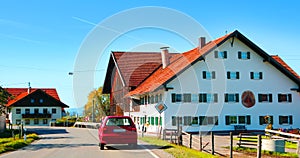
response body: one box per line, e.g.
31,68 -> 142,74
6,89 -> 68,108
127,30 -> 300,96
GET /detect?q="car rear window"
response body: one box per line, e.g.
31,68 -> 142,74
105,118 -> 132,126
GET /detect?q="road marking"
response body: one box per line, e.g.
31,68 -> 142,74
139,144 -> 160,158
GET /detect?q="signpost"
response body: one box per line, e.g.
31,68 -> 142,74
155,102 -> 167,138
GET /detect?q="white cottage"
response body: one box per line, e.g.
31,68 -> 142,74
5,88 -> 68,126
103,30 -> 300,133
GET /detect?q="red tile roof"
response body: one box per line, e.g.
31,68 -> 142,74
128,33 -> 230,96
112,52 -> 179,87
271,55 -> 300,79
5,88 -> 60,100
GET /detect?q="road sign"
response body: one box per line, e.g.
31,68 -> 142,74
155,102 -> 167,114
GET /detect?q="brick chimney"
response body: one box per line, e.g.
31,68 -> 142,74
199,37 -> 206,49
160,47 -> 170,69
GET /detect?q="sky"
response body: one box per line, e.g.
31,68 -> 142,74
0,1 -> 299,114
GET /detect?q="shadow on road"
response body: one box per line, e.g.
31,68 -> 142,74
27,127 -> 69,135
105,144 -> 173,151
23,143 -> 98,151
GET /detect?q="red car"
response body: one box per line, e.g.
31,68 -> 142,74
98,116 -> 137,150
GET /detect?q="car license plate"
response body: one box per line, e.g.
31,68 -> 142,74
113,129 -> 126,133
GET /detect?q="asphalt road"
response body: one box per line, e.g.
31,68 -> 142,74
0,127 -> 162,158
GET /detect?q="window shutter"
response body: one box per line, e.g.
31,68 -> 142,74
199,94 -> 203,103
250,72 -> 254,79
199,116 -> 204,125
259,116 -> 264,125
202,71 -> 206,79
171,94 -> 176,103
247,52 -> 250,59
223,51 -> 227,59
225,94 -> 229,102
214,51 -> 218,58
288,94 -> 292,102
258,94 -> 262,102
246,115 -> 251,125
227,72 -> 230,79
238,51 -> 241,59
259,72 -> 263,79
279,116 -> 283,125
235,93 -> 239,102
270,116 -> 274,124
269,94 -> 273,102
289,115 -> 293,124
214,94 -> 218,102
236,72 -> 240,79
212,71 -> 216,79
214,116 -> 218,125
278,94 -> 282,102
225,116 -> 230,125
203,94 -> 207,103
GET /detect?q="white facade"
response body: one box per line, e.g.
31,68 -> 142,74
126,38 -> 300,133
9,106 -> 63,126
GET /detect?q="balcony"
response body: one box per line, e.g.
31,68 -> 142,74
22,113 -> 52,118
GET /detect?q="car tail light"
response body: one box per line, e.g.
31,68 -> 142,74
131,127 -> 137,132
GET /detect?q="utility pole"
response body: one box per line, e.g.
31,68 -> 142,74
92,99 -> 95,122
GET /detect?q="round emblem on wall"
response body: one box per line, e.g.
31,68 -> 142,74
241,90 -> 256,108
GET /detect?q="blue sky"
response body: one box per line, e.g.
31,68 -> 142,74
0,1 -> 299,112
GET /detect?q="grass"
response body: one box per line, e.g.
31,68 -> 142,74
234,135 -> 297,149
231,146 -> 298,158
139,136 -> 218,158
0,130 -> 39,154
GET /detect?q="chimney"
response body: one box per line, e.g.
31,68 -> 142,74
160,47 -> 170,69
199,37 -> 206,49
28,82 -> 31,94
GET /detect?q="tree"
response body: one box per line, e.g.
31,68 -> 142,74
84,87 -> 110,122
0,87 -> 10,115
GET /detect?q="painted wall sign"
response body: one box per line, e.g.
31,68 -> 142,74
242,90 -> 256,108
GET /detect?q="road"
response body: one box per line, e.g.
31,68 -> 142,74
0,127 -> 165,158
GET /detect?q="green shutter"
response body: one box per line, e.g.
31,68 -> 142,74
250,72 -> 254,79
246,115 -> 251,125
238,51 -> 241,59
235,94 -> 239,102
202,71 -> 206,79
259,116 -> 264,125
258,94 -> 262,102
225,116 -> 230,125
289,115 -> 293,125
269,94 -> 273,102
225,94 -> 228,102
171,93 -> 176,103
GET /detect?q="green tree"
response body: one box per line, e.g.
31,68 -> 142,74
84,87 -> 110,122
0,87 -> 10,115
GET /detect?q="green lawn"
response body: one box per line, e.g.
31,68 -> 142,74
0,130 -> 39,154
139,136 -> 218,158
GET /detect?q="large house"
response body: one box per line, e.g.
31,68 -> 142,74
5,87 -> 69,126
103,30 -> 300,133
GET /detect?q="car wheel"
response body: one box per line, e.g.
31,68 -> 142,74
100,143 -> 105,150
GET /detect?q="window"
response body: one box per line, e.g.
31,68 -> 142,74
238,51 -> 250,59
259,116 -> 273,125
214,51 -> 227,59
225,115 -> 251,125
171,93 -> 182,102
191,94 -> 198,102
225,93 -> 239,102
25,109 -> 30,114
278,94 -> 292,102
34,119 -> 39,125
202,71 -> 216,79
43,108 -> 48,114
258,94 -> 272,102
25,119 -> 30,125
39,99 -> 44,103
191,117 -> 198,125
171,116 -> 182,126
199,93 -> 218,103
16,109 -> 21,114
16,119 -> 21,125
250,72 -> 263,80
227,71 -> 240,79
43,119 -> 48,125
30,98 -> 35,103
183,94 -> 191,103
183,116 -> 191,126
279,115 -> 293,125
52,108 -> 57,114
199,116 -> 218,126
34,108 -> 39,114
